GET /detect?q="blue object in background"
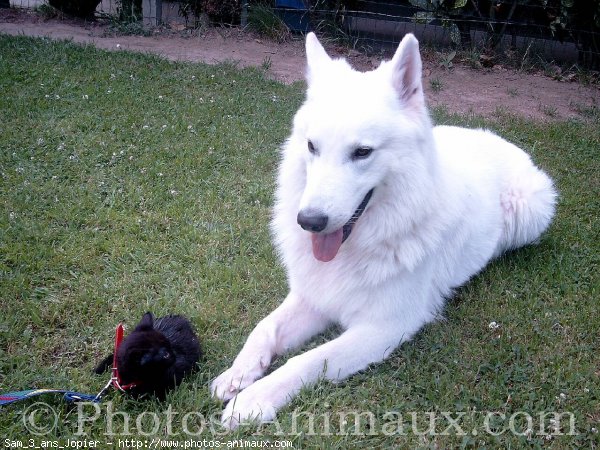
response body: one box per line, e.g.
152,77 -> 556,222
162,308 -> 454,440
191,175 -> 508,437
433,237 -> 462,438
276,0 -> 306,7
275,0 -> 311,32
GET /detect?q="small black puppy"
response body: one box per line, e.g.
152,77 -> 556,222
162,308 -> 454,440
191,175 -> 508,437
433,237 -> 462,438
95,312 -> 201,398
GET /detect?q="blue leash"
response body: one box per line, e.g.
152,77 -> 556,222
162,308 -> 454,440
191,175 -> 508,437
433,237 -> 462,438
0,389 -> 98,406
0,378 -> 113,406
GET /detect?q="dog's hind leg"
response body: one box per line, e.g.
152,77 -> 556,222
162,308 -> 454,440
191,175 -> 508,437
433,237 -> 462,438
211,293 -> 329,402
497,166 -> 557,255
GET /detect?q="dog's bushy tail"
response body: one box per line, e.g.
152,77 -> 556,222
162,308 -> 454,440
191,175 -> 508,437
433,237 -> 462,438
498,166 -> 557,254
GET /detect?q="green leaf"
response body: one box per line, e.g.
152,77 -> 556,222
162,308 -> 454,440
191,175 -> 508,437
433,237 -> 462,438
450,22 -> 461,45
413,11 -> 437,24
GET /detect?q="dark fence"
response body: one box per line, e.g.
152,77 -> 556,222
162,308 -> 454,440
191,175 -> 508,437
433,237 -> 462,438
272,0 -> 600,69
5,0 -> 175,26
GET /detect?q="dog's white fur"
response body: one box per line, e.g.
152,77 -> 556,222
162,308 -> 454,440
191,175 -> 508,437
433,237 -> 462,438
211,33 -> 557,428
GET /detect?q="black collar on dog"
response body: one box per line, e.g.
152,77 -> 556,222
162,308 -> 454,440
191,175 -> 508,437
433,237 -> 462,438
342,188 -> 374,243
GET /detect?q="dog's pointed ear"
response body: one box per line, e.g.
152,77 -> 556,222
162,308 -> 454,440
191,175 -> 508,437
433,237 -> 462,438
135,312 -> 154,331
390,34 -> 424,110
305,32 -> 331,82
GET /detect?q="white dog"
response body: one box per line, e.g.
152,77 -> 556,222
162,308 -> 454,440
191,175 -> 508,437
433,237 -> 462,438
211,32 -> 557,428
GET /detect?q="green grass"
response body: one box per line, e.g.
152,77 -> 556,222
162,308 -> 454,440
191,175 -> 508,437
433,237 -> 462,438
430,78 -> 444,93
247,4 -> 291,43
0,35 -> 598,448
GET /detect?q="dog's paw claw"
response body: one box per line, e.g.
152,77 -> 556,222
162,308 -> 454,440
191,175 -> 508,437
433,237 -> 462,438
211,368 -> 263,402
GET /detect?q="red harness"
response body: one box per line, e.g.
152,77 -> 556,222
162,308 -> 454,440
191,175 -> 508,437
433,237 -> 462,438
111,323 -> 138,391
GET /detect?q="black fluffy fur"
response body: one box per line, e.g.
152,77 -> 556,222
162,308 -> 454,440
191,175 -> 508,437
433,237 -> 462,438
94,312 -> 201,399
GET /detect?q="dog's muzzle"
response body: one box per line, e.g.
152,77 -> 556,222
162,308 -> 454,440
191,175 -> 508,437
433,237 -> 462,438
297,188 -> 374,239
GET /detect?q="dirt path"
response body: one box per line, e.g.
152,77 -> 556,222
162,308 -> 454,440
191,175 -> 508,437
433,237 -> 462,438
1,8 -> 598,121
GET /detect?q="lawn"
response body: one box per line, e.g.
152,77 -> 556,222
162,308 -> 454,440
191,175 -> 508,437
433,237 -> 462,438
0,34 -> 598,448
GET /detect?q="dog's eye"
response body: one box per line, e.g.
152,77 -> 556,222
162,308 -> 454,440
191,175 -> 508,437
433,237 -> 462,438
307,140 -> 317,155
352,146 -> 373,160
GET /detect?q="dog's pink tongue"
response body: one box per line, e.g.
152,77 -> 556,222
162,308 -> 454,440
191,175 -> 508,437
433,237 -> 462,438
311,229 -> 343,262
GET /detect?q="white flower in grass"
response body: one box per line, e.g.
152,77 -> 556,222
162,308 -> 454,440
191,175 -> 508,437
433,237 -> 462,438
58,142 -> 65,151
157,172 -> 163,177
110,73 -> 116,79
158,95 -> 163,100
143,125 -> 149,130
555,392 -> 567,402
15,167 -> 24,173
82,94 -> 89,100
169,189 -> 178,196
37,138 -> 44,146
488,321 -> 500,330
9,212 -> 16,220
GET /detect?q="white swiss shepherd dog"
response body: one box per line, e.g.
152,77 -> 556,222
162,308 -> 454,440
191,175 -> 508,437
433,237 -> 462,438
211,32 -> 557,428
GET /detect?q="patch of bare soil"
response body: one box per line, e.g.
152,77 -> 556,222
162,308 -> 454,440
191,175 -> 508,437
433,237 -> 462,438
1,8 -> 598,121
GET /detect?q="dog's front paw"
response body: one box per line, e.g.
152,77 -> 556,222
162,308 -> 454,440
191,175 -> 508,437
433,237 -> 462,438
220,382 -> 278,430
211,355 -> 269,402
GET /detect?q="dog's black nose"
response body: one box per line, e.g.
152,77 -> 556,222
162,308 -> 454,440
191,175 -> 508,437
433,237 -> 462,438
297,210 -> 328,233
